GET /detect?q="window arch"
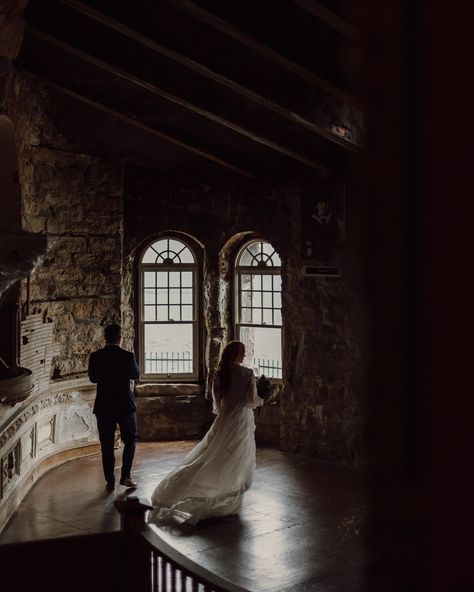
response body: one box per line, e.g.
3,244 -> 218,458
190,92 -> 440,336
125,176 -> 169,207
235,240 -> 282,379
139,236 -> 199,381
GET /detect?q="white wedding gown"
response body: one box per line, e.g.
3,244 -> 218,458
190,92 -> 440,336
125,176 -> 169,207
148,364 -> 263,526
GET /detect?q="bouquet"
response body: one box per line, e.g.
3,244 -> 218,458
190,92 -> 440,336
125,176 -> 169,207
256,374 -> 279,406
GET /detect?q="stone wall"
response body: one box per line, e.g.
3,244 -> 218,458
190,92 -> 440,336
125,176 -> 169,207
123,166 -> 365,466
5,73 -> 124,380
1,71 -> 365,467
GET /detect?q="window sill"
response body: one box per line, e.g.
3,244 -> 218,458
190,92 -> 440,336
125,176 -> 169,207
134,383 -> 201,397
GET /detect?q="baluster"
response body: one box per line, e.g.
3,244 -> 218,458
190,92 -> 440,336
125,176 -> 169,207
157,556 -> 162,591
160,557 -> 168,592
150,552 -> 154,592
191,578 -> 199,592
153,551 -> 160,592
180,570 -> 187,592
170,564 -> 177,592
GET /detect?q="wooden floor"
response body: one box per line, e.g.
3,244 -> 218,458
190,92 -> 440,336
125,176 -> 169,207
0,442 -> 367,592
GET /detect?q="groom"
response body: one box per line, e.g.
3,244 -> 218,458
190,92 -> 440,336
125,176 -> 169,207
88,323 -> 140,491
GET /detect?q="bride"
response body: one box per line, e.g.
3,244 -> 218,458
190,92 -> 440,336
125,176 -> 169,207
148,340 -> 263,526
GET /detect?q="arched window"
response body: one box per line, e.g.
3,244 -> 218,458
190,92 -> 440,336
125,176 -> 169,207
139,237 -> 198,381
235,240 -> 282,379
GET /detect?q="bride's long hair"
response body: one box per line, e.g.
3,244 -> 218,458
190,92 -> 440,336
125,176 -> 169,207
215,340 -> 245,403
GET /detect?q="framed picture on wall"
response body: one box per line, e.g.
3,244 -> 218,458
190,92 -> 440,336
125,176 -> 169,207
300,184 -> 346,276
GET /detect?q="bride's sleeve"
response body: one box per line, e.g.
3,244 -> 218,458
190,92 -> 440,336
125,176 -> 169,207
212,374 -> 220,415
245,371 -> 264,409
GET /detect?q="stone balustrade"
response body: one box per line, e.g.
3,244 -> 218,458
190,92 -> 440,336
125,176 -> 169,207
0,377 -> 99,532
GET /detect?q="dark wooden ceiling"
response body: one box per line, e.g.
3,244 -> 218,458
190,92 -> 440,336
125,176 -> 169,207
17,0 -> 363,180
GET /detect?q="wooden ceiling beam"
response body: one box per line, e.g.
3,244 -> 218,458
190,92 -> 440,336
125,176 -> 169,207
27,27 -> 329,172
57,0 -> 359,151
291,0 -> 357,40
24,73 -> 257,179
166,0 -> 350,103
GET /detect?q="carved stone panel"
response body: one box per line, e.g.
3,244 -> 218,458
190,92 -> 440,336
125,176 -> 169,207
29,423 -> 36,458
1,439 -> 21,499
37,413 -> 56,454
19,422 -> 36,474
57,403 -> 97,443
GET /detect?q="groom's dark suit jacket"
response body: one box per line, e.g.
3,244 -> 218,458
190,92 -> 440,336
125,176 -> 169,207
88,344 -> 140,416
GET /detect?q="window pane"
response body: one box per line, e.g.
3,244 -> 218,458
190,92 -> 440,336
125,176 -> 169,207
169,288 -> 181,304
181,271 -> 193,287
179,249 -> 194,263
274,310 -> 282,325
239,248 -> 253,266
252,292 -> 262,307
144,272 -> 156,287
241,290 -> 252,307
144,305 -> 155,321
156,306 -> 168,321
144,289 -> 155,305
251,275 -> 262,290
271,252 -> 282,267
151,239 -> 168,254
263,309 -> 272,325
169,271 -> 181,287
238,326 -> 282,379
247,242 -> 261,257
241,274 -> 252,290
262,275 -> 272,290
262,242 -> 275,256
252,309 -> 262,324
144,323 -> 193,375
182,288 -> 193,304
182,305 -> 193,321
157,271 -> 168,287
241,308 -> 251,323
142,246 -> 159,263
273,292 -> 282,308
273,275 -> 282,291
168,239 -> 185,255
262,292 -> 272,307
157,289 -> 167,305
169,305 -> 180,321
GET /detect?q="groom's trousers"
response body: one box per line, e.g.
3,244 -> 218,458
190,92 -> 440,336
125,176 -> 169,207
96,412 -> 137,485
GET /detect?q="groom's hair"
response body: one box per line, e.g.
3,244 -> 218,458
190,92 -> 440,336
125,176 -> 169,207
104,323 -> 121,344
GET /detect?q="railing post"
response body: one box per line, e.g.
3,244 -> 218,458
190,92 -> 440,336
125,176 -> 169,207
115,497 -> 153,592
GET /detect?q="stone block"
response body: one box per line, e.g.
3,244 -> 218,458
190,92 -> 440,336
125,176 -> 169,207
135,383 -> 201,397
136,395 -> 211,440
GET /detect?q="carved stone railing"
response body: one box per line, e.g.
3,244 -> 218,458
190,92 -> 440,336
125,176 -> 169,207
0,377 -> 99,531
115,498 -> 249,592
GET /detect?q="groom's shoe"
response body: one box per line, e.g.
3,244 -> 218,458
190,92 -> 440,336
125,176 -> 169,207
120,477 -> 137,488
105,481 -> 115,491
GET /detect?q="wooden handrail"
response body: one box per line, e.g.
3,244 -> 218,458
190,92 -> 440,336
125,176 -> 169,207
115,497 -> 249,592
